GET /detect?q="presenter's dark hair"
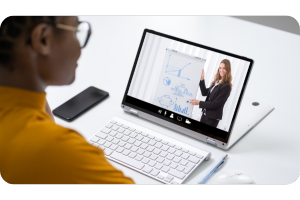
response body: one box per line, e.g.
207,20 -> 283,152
211,59 -> 233,90
0,16 -> 57,71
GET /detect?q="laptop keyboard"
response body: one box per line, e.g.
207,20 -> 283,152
89,117 -> 211,184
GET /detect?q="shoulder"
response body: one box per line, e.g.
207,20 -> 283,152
220,83 -> 231,91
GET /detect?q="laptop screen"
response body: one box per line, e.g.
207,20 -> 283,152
122,29 -> 253,143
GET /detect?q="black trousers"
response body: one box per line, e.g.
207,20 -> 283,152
200,114 -> 219,128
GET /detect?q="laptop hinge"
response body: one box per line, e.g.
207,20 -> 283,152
129,108 -> 139,115
206,138 -> 216,146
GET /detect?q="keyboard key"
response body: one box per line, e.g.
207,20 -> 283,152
181,153 -> 189,160
154,137 -> 162,142
156,156 -> 165,163
116,146 -> 124,153
116,122 -> 123,126
134,140 -> 142,147
154,163 -> 163,170
117,127 -> 125,133
143,151 -> 151,158
153,148 -> 161,155
168,169 -> 186,179
157,174 -> 164,179
196,154 -> 203,159
135,155 -> 143,161
129,132 -> 137,138
166,175 -> 174,180
174,145 -> 182,150
148,160 -> 156,167
135,130 -> 142,134
90,136 -> 100,143
101,127 -> 111,134
96,132 -> 107,139
167,148 -> 176,154
130,146 -> 139,152
115,133 -> 123,139
159,151 -> 168,158
106,136 -> 114,142
142,137 -> 150,143
128,152 -> 137,158
161,140 -> 168,145
122,125 -> 129,129
150,169 -> 160,176
154,142 -> 162,149
142,166 -> 153,173
110,151 -> 144,170
174,150 -> 183,157
92,143 -> 99,147
121,135 -> 129,142
161,145 -> 169,151
173,156 -> 182,163
118,141 -> 126,147
164,177 -> 171,183
188,151 -> 196,156
171,180 -> 179,184
128,127 -> 135,131
166,154 -> 174,160
140,132 -> 148,136
123,129 -> 131,136
167,143 -> 175,147
163,159 -> 171,166
169,162 -> 178,169
122,149 -> 130,156
104,148 -> 113,156
104,141 -> 112,148
137,149 -> 145,155
135,135 -> 144,141
124,143 -> 132,149
161,166 -> 170,173
181,148 -> 189,153
97,139 -> 106,145
110,120 -> 117,124
146,146 -> 155,152
109,144 -> 118,150
127,138 -> 136,144
179,159 -> 188,166
148,139 -> 156,146
99,145 -> 106,150
141,157 -> 149,164
147,134 -> 154,139
109,131 -> 117,137
176,165 -> 185,172
188,156 -> 200,164
183,163 -> 195,174
140,143 -> 148,149
150,154 -> 158,160
111,125 -> 119,131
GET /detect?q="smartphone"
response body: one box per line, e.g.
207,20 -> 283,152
52,86 -> 109,122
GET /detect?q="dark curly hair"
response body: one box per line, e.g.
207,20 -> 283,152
0,16 -> 57,71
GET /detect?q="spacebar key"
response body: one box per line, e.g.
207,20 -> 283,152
110,151 -> 145,170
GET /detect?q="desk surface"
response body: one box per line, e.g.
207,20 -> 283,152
46,16 -> 300,184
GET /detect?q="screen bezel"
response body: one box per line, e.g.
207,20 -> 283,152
121,29 -> 253,143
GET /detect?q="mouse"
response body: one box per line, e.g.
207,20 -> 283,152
208,170 -> 254,184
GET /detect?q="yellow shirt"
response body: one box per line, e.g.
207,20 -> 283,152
0,86 -> 134,184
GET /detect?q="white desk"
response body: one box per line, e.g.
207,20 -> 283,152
46,16 -> 300,184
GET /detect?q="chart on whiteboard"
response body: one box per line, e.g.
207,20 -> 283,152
152,49 -> 206,117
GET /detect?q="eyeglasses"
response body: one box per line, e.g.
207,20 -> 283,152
56,21 -> 92,49
26,21 -> 92,49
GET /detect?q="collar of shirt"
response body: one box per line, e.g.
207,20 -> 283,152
0,85 -> 46,111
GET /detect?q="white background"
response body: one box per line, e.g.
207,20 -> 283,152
46,16 -> 300,184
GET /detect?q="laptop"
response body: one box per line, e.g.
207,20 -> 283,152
90,29 -> 274,184
121,29 -> 274,150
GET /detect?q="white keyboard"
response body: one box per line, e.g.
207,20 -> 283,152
89,117 -> 211,184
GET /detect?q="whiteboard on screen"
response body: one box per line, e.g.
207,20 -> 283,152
152,49 -> 206,117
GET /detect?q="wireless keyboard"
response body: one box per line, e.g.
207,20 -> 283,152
89,117 -> 211,184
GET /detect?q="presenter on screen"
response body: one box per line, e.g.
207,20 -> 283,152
189,59 -> 232,128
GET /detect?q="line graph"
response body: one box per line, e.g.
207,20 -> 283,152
173,98 -> 189,115
165,54 -> 191,80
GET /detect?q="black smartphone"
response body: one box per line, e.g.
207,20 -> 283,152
52,86 -> 109,122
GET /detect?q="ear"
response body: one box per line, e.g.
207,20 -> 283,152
30,23 -> 53,55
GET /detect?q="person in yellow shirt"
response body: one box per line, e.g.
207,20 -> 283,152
0,16 -> 134,184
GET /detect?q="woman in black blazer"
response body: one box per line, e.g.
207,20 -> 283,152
190,59 -> 233,128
